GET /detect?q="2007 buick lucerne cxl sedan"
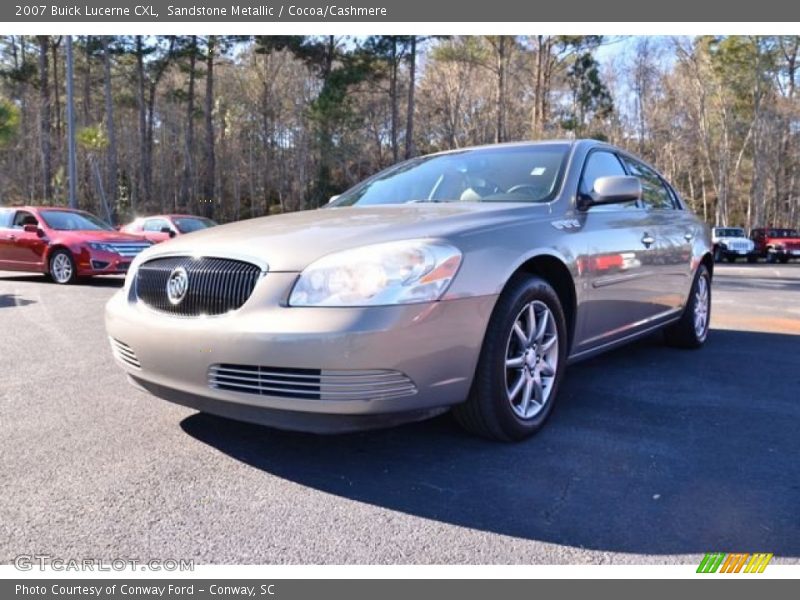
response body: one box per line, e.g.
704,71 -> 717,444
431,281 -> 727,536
105,140 -> 713,441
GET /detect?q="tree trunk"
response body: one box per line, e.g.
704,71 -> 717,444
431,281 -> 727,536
495,36 -> 506,144
135,36 -> 147,211
390,37 -> 399,163
404,36 -> 416,159
532,36 -> 544,137
51,37 -> 62,153
203,36 -> 216,218
37,36 -> 53,202
180,35 -> 198,211
102,37 -> 118,222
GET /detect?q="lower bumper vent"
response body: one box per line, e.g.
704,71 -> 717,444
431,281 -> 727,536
208,364 -> 417,401
109,338 -> 141,369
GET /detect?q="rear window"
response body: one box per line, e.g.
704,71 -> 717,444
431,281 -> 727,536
0,208 -> 12,228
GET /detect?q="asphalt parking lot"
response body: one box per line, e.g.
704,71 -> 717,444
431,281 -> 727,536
1,263 -> 799,565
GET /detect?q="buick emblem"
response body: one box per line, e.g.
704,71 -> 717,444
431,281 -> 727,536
166,266 -> 189,305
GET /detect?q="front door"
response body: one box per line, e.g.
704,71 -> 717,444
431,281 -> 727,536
572,150 -> 666,353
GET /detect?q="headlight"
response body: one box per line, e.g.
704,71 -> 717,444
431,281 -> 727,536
289,240 -> 462,307
88,242 -> 114,252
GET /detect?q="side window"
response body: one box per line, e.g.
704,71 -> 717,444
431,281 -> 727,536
621,158 -> 675,210
12,211 -> 38,228
666,184 -> 683,210
579,151 -> 637,210
0,208 -> 12,228
143,219 -> 169,232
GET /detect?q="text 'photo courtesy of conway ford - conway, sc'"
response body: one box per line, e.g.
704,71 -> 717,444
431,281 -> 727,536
105,139 -> 713,442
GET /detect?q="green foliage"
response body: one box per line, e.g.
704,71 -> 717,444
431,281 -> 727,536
0,97 -> 20,147
562,52 -> 614,134
76,125 -> 108,152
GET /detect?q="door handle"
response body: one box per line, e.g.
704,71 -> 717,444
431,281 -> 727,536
7,234 -> 16,241
641,233 -> 655,248
684,232 -> 694,241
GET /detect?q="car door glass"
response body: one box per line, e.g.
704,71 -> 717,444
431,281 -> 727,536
621,158 -> 675,210
12,211 -> 37,228
144,219 -> 168,232
0,208 -> 12,228
580,151 -> 637,211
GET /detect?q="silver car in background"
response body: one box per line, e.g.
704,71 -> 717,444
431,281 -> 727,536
105,140 -> 713,441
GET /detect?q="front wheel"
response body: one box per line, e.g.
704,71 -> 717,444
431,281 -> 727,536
664,264 -> 711,349
49,249 -> 77,284
726,255 -> 738,263
453,275 -> 568,441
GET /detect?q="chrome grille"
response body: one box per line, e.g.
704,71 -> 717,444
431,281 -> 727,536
109,338 -> 140,369
208,364 -> 418,401
105,242 -> 151,257
727,241 -> 751,251
135,256 -> 263,316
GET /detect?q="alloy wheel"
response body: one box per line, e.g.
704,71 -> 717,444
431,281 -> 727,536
51,253 -> 73,284
693,275 -> 710,339
504,300 -> 559,420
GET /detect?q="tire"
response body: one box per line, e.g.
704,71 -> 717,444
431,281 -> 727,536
453,274 -> 568,441
664,264 -> 711,349
746,255 -> 757,264
726,255 -> 737,263
48,249 -> 77,284
779,255 -> 790,264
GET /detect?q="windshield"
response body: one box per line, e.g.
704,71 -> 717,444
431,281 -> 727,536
173,217 -> 217,233
40,210 -> 113,231
716,228 -> 746,237
331,144 -> 570,207
767,229 -> 799,238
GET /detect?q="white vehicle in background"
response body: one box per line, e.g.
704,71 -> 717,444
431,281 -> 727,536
711,227 -> 756,263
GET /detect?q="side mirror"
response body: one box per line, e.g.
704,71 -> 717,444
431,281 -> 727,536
328,195 -> 340,204
160,227 -> 177,238
578,176 -> 641,210
23,224 -> 40,235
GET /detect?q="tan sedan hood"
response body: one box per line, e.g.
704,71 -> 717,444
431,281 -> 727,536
142,203 -> 546,271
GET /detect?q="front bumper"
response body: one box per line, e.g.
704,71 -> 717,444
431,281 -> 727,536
77,249 -> 132,276
105,272 -> 497,432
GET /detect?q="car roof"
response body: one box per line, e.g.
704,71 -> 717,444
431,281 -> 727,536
427,139 -> 580,158
11,205 -> 88,213
138,214 -> 208,219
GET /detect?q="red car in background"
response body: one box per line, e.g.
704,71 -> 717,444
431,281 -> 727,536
120,214 -> 217,244
0,206 -> 151,284
750,227 -> 800,263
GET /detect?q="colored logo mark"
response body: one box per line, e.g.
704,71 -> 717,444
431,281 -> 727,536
697,552 -> 773,573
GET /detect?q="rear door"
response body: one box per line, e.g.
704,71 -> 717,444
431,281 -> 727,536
4,210 -> 49,269
0,208 -> 14,268
573,150 -> 665,352
619,157 -> 694,312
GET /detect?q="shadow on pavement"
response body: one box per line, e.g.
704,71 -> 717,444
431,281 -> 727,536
0,274 -> 124,287
0,294 -> 36,308
181,329 -> 800,556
